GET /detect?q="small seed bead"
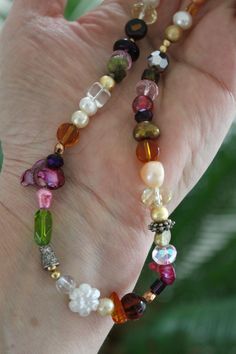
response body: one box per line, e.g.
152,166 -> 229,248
143,290 -> 156,303
51,270 -> 61,280
54,142 -> 65,155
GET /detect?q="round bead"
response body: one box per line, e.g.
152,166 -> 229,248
135,109 -> 153,123
133,121 -> 160,141
71,110 -> 89,128
108,53 -> 130,73
113,39 -> 140,62
136,139 -> 160,163
57,123 -> 80,147
140,161 -> 164,188
136,80 -> 159,101
99,75 -> 116,91
154,230 -> 171,246
97,298 -> 115,316
142,68 -> 160,84
132,95 -> 153,113
121,293 -> 146,320
152,245 -> 177,265
125,18 -> 148,41
159,264 -> 176,285
54,142 -> 64,155
151,206 -> 169,221
46,154 -> 64,169
148,50 -> 169,73
131,3 -> 157,25
173,11 -> 193,30
56,275 -> 76,294
165,25 -> 183,43
37,189 -> 53,209
79,97 -> 98,116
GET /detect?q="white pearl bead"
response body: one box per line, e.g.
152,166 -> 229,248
79,97 -> 98,116
143,0 -> 160,7
173,11 -> 192,30
71,110 -> 89,128
140,161 -> 165,188
97,298 -> 115,316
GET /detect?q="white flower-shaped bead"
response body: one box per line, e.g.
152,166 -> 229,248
68,283 -> 100,317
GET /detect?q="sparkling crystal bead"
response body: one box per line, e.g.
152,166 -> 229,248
34,209 -> 53,246
141,187 -> 161,207
56,275 -> 76,294
136,139 -> 160,162
57,123 -> 80,147
37,189 -> 52,209
152,245 -> 177,265
121,293 -> 146,320
148,50 -> 169,73
136,80 -> 159,100
154,230 -> 171,246
131,3 -> 158,25
87,82 -> 111,108
125,18 -> 148,41
132,95 -> 153,113
110,292 -> 127,324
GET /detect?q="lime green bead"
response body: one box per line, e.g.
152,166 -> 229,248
34,209 -> 52,246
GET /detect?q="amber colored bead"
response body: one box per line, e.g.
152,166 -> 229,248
186,3 -> 199,16
121,293 -> 147,320
57,123 -> 80,148
110,292 -> 127,324
136,139 -> 160,163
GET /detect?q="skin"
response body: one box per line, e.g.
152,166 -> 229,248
0,0 -> 236,353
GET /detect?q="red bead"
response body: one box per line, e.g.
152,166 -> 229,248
149,261 -> 159,272
132,95 -> 153,113
159,264 -> 176,285
121,293 -> 146,320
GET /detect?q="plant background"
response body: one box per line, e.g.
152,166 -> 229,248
1,1 -> 236,353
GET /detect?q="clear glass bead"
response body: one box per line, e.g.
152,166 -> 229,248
56,275 -> 76,294
136,79 -> 159,100
154,230 -> 171,246
87,82 -> 111,108
131,3 -> 158,25
152,245 -> 177,265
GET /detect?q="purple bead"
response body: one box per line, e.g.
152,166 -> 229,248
135,109 -> 153,123
46,154 -> 64,169
36,168 -> 65,190
21,159 -> 46,187
37,189 -> 53,209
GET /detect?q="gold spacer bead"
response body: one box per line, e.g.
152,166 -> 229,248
163,39 -> 171,47
54,142 -> 65,155
165,25 -> 183,43
143,291 -> 156,303
151,206 -> 169,222
159,45 -> 167,53
51,271 -> 61,280
47,265 -> 57,272
99,75 -> 116,91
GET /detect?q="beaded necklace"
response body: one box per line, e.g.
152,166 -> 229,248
21,0 -> 206,322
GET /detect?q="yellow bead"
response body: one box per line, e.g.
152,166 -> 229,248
99,75 -> 116,91
151,206 -> 169,221
51,271 -> 61,280
143,291 -> 156,303
160,45 -> 167,53
47,265 -> 57,272
163,39 -> 171,47
131,3 -> 157,25
165,25 -> 183,43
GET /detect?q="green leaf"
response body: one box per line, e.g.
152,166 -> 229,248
65,0 -> 103,20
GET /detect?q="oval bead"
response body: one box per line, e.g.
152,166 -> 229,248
136,139 -> 160,163
152,245 -> 177,265
140,161 -> 164,188
57,123 -> 80,148
34,209 -> 53,246
133,121 -> 160,141
121,293 -> 146,320
132,95 -> 153,113
159,264 -> 176,285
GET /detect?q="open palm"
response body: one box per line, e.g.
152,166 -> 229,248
0,1 -> 235,353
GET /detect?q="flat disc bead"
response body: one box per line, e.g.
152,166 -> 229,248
140,161 -> 164,188
152,244 -> 177,265
136,139 -> 160,162
57,123 -> 80,147
132,95 -> 153,113
133,121 -> 160,141
113,39 -> 140,62
125,18 -> 148,41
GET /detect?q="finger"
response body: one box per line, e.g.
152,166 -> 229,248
11,0 -> 67,16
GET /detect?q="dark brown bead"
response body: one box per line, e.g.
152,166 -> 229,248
150,279 -> 166,295
142,68 -> 160,84
121,293 -> 146,320
125,18 -> 148,41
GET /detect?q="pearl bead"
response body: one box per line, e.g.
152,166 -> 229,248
79,97 -> 98,116
97,298 -> 115,316
140,161 -> 164,188
71,110 -> 89,128
173,11 -> 193,30
151,206 -> 169,221
165,25 -> 183,43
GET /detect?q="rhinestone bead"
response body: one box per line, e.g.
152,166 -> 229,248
131,3 -> 158,25
56,275 -> 76,294
121,293 -> 146,320
113,39 -> 140,62
132,95 -> 153,113
154,230 -> 171,246
71,110 -> 89,128
133,121 -> 160,141
136,139 -> 160,162
87,82 -> 111,109
57,123 -> 80,147
79,97 -> 98,116
148,50 -> 169,73
152,245 -> 177,265
37,189 -> 53,209
110,292 -> 127,324
136,80 -> 159,100
125,18 -> 148,41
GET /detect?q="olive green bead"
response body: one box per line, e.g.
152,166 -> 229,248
107,57 -> 129,74
133,122 -> 160,141
34,209 -> 53,246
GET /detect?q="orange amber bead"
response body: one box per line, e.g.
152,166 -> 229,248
136,139 -> 160,163
186,3 -> 199,16
110,292 -> 127,324
57,123 -> 80,148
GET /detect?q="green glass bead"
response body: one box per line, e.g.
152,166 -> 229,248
112,69 -> 127,83
34,209 -> 52,246
107,57 -> 129,74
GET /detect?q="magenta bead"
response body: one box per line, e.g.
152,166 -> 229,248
136,80 -> 159,101
149,262 -> 159,272
111,50 -> 132,70
37,189 -> 53,209
159,265 -> 176,285
132,95 -> 153,113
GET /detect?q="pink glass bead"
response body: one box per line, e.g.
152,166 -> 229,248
132,95 -> 153,113
111,50 -> 132,70
152,245 -> 177,265
136,80 -> 159,101
159,265 -> 176,285
37,189 -> 53,209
